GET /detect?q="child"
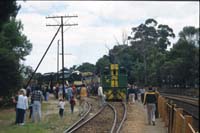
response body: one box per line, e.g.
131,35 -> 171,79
70,96 -> 76,113
58,99 -> 65,118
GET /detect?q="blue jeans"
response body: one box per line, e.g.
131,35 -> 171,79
32,101 -> 41,122
147,103 -> 156,124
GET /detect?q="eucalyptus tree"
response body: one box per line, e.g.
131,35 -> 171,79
128,18 -> 175,86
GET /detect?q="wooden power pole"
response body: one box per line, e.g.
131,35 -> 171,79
46,15 -> 78,99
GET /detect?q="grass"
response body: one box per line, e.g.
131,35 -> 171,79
0,95 -> 80,133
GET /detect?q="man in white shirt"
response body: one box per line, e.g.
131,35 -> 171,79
98,86 -> 106,107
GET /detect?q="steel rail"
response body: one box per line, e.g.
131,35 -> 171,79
162,94 -> 199,106
116,102 -> 127,133
63,102 -> 91,133
161,93 -> 198,101
66,104 -> 107,133
107,103 -> 117,133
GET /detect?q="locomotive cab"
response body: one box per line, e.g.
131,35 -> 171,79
101,64 -> 127,101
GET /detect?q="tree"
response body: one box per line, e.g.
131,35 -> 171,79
0,1 -> 32,100
128,18 -> 175,85
0,18 -> 32,60
157,24 -> 175,51
161,26 -> 199,88
0,49 -> 22,97
76,62 -> 96,72
96,55 -> 110,75
0,0 -> 20,31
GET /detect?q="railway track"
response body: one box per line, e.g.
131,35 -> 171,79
161,93 -> 199,106
161,93 -> 199,118
64,97 -> 127,133
109,102 -> 127,133
63,97 -> 100,133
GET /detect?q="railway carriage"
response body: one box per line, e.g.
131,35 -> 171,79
101,64 -> 127,101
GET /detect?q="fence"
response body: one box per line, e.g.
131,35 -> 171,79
158,96 -> 197,133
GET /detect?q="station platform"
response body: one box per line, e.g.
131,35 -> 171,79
121,101 -> 168,133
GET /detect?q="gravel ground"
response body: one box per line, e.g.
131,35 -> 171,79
45,95 -> 167,133
121,102 -> 167,133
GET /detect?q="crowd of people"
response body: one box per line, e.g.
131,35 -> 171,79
13,86 -> 44,125
12,81 -> 159,127
12,81 -> 104,125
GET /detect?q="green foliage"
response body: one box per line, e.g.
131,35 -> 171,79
162,27 -> 199,88
96,55 -> 110,74
0,0 -> 20,31
0,19 -> 32,60
0,48 -> 22,97
127,18 -> 175,85
95,19 -> 199,90
76,62 -> 96,72
0,1 -> 32,101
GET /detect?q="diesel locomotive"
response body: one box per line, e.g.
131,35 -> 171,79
101,64 -> 128,101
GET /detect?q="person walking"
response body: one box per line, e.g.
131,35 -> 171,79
140,87 -> 146,103
67,85 -> 73,101
143,86 -> 157,125
58,98 -> 65,118
126,84 -> 131,103
31,86 -> 44,123
98,86 -> 106,107
70,96 -> 76,113
128,85 -> 136,104
79,84 -> 88,116
153,87 -> 160,118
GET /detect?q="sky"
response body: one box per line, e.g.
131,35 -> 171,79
16,1 -> 199,74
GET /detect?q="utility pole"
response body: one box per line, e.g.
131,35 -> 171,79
46,15 -> 78,99
57,40 -> 60,83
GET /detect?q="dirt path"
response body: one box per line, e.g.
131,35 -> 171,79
121,102 -> 167,133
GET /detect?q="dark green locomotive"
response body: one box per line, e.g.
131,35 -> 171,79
101,64 -> 127,101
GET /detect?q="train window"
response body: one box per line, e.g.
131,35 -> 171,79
103,67 -> 110,75
113,69 -> 116,75
119,67 -> 126,74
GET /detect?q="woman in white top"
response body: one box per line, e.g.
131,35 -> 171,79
21,89 -> 28,124
16,89 -> 28,125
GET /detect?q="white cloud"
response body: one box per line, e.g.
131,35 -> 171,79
17,1 -> 199,73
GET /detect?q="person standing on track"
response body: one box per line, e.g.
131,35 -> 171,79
79,84 -> 88,116
143,86 -> 157,125
98,86 -> 106,107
